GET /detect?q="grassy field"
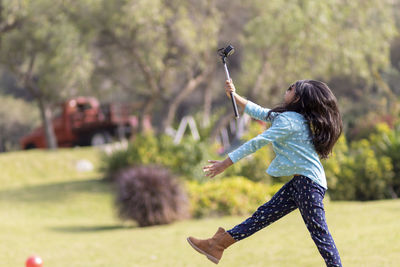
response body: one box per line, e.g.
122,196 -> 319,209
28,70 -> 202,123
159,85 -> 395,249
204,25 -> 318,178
0,148 -> 399,266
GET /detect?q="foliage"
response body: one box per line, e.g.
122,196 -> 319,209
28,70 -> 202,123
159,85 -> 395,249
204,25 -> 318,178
346,113 -> 398,141
186,176 -> 282,218
0,0 -> 399,147
239,0 -> 397,105
1,0 -> 93,99
0,0 -> 27,36
324,135 -> 394,200
370,123 -> 400,197
0,94 -> 39,151
102,133 -> 219,182
1,0 -> 94,149
114,165 -> 188,226
83,0 -> 221,131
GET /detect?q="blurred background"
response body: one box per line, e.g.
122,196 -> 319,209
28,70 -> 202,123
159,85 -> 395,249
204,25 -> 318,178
1,0 -> 400,266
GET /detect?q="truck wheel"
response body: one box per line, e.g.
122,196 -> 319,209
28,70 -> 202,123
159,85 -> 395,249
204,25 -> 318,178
25,143 -> 36,150
90,132 -> 112,146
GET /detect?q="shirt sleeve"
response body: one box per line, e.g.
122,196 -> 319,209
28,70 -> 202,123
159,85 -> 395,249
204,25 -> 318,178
244,101 -> 277,122
228,114 -> 293,163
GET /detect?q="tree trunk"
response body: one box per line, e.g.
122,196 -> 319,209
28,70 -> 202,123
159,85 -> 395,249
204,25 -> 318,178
37,96 -> 57,150
249,53 -> 270,100
138,113 -> 153,134
161,70 -> 210,133
202,84 -> 212,128
0,128 -> 5,152
210,110 -> 234,141
202,67 -> 216,128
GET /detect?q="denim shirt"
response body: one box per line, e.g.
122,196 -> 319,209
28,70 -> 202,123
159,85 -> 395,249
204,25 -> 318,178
228,101 -> 327,189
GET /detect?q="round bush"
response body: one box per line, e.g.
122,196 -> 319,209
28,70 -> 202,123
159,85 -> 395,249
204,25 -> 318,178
114,165 -> 189,227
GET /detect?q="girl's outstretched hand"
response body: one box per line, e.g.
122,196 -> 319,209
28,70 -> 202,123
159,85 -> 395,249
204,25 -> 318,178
203,158 -> 233,178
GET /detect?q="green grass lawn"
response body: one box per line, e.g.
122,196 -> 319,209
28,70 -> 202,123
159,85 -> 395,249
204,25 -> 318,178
0,148 -> 399,266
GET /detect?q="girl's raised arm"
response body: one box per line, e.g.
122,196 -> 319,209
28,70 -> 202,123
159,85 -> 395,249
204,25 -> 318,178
225,80 -> 273,122
225,80 -> 248,110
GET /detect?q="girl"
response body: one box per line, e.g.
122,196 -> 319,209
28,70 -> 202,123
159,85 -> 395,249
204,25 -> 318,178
187,79 -> 343,266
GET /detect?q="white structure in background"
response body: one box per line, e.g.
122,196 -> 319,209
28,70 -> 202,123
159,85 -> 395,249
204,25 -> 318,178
216,113 -> 251,149
166,116 -> 200,144
101,138 -> 129,155
167,114 -> 251,148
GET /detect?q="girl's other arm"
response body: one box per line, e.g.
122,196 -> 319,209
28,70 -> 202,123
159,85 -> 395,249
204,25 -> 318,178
228,114 -> 293,163
203,158 -> 233,178
203,115 -> 292,178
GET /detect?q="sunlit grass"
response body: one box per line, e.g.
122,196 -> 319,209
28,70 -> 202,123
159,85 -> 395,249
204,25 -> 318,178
0,148 -> 399,266
0,147 -> 103,189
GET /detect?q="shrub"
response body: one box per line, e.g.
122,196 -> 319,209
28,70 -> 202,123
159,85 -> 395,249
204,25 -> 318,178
323,135 -> 349,194
324,135 -> 394,201
186,176 -> 282,218
102,133 -> 219,182
114,165 -> 189,227
370,122 -> 400,197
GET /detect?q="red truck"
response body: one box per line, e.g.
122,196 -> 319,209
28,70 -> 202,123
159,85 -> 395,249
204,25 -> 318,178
20,97 -> 139,149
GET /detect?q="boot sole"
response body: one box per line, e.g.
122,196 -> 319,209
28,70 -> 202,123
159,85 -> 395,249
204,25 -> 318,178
186,237 -> 219,264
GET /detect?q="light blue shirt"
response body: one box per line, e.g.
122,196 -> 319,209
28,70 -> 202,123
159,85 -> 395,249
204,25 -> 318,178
228,101 -> 327,189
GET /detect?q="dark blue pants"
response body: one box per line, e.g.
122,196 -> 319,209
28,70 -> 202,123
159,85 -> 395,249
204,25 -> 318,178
227,175 -> 342,267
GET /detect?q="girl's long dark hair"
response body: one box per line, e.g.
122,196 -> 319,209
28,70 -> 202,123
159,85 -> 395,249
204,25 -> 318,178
267,80 -> 343,159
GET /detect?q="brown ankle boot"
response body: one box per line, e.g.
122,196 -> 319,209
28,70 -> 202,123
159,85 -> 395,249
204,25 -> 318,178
187,227 -> 236,264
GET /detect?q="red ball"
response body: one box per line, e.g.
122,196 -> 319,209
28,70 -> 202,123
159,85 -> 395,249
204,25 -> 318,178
26,256 -> 43,267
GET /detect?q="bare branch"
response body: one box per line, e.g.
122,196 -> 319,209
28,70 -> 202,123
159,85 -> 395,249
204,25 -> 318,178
210,109 -> 235,141
131,47 -> 160,94
0,19 -> 24,34
249,51 -> 269,100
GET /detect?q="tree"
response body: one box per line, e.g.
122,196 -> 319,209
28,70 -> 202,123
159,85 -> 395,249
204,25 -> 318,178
0,0 -> 26,38
0,0 -> 93,149
236,0 -> 396,106
0,94 -> 39,151
86,0 -> 221,133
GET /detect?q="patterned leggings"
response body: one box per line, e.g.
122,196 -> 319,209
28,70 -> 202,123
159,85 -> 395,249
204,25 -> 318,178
227,175 -> 342,267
